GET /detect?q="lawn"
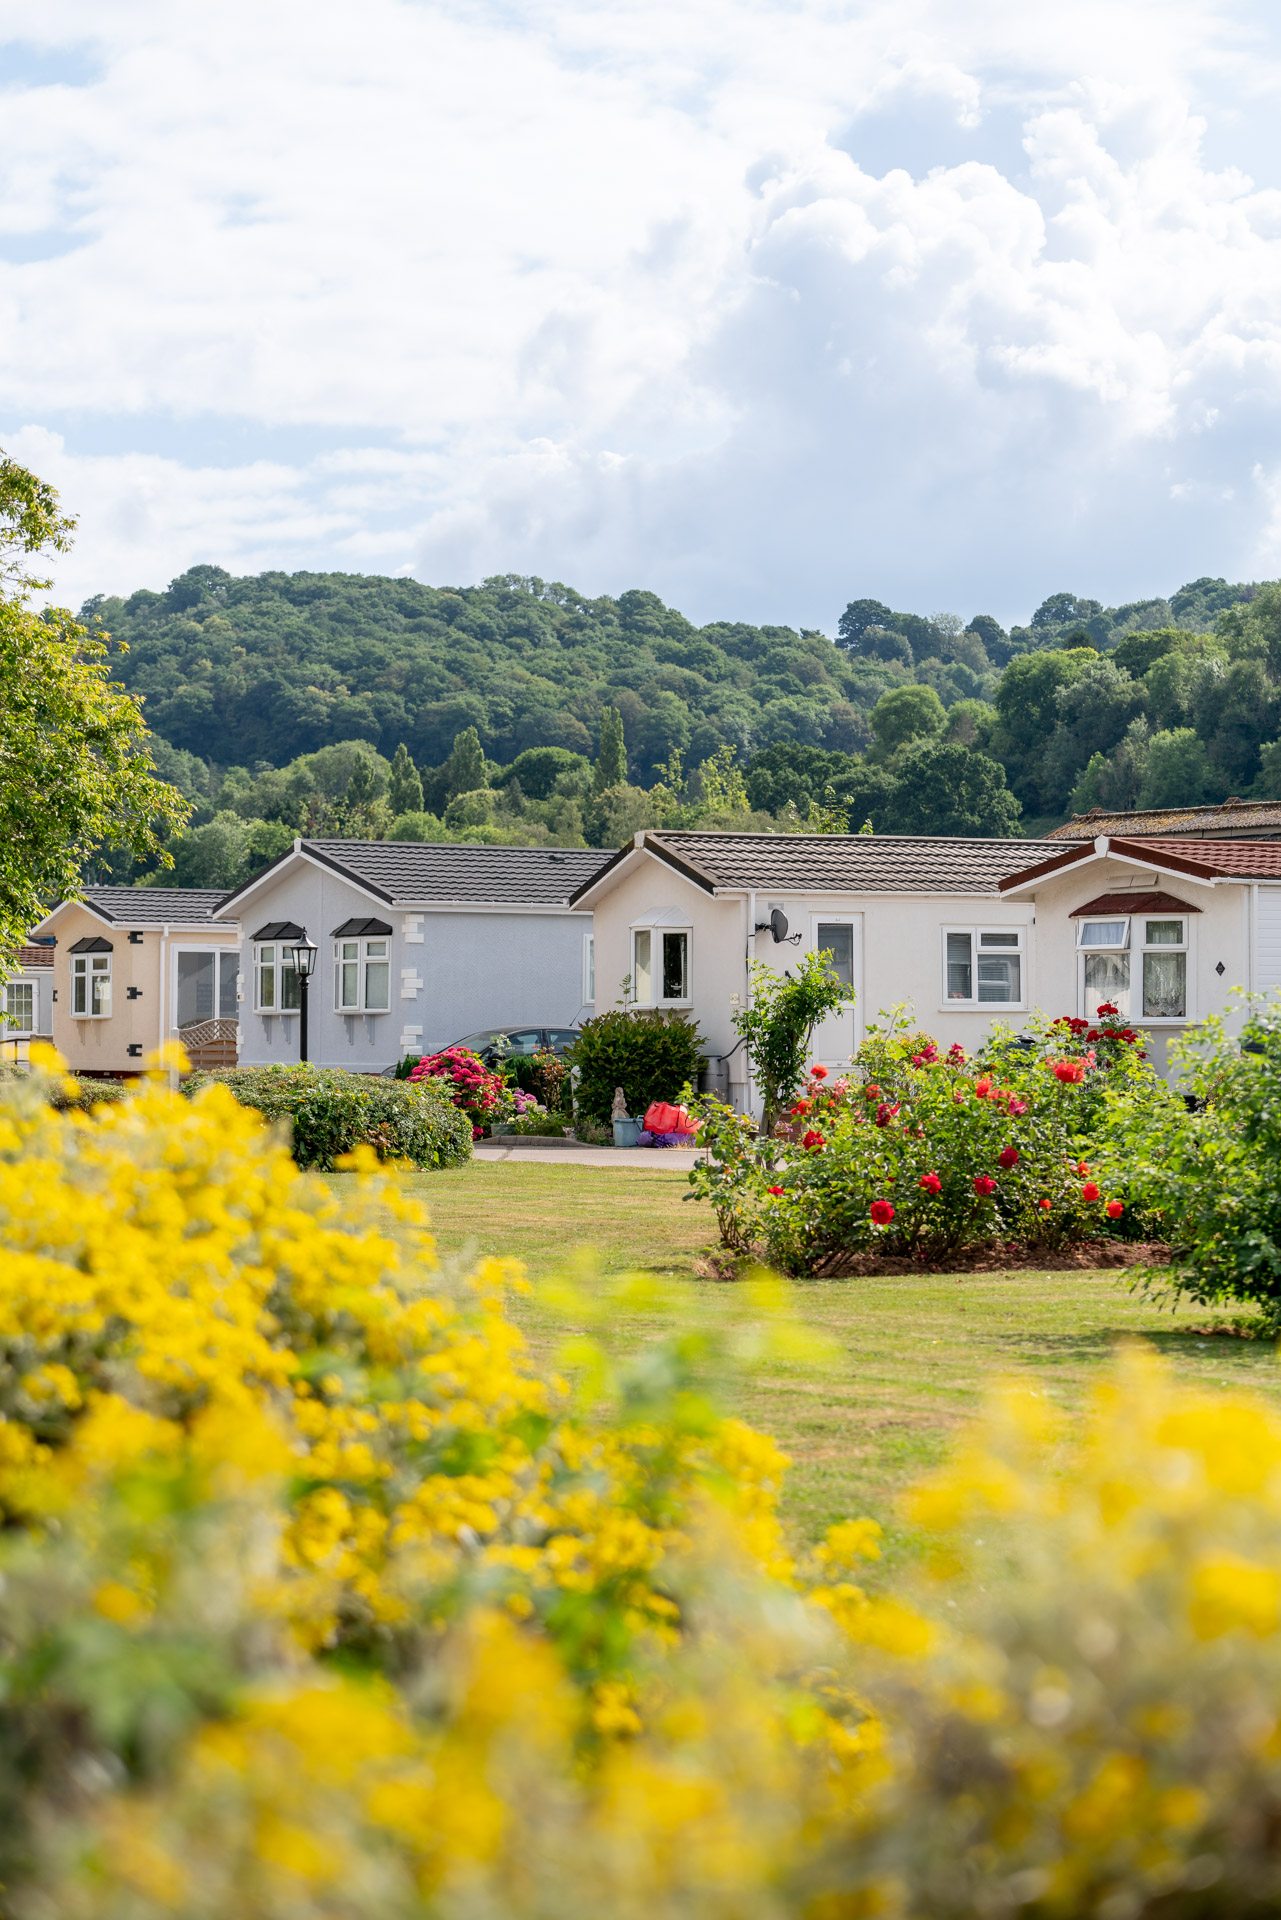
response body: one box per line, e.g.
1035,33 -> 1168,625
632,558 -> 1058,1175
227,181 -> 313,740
401,1160 -> 1281,1558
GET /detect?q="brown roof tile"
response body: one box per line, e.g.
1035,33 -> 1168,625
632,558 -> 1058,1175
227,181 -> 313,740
1048,800 -> 1281,841
574,831 -> 1063,903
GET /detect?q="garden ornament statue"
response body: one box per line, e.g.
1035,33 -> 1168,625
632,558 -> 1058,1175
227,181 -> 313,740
611,1086 -> 629,1121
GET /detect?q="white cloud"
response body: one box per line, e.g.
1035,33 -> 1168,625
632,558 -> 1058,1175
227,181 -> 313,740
2,0 -> 1281,621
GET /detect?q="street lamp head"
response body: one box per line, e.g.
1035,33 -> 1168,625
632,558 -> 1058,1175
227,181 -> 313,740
287,936 -> 318,980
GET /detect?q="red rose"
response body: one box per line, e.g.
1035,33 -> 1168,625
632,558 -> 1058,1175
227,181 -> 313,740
875,1102 -> 900,1127
870,1199 -> 895,1226
919,1172 -> 942,1194
863,1083 -> 881,1100
768,1185 -> 784,1197
1106,1199 -> 1124,1218
1082,1182 -> 1101,1202
974,1076 -> 992,1099
810,1064 -> 828,1079
1077,1161 -> 1090,1175
973,1175 -> 997,1196
1038,1198 -> 1051,1211
802,1130 -> 826,1151
998,1146 -> 1019,1169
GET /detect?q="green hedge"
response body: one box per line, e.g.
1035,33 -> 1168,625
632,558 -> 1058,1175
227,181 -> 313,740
569,1009 -> 705,1126
183,1064 -> 472,1170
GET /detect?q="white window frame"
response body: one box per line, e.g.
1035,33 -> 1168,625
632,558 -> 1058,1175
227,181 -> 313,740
71,953 -> 112,1019
4,980 -> 36,1035
629,919 -> 692,1008
333,937 -> 391,1014
583,932 -> 595,1006
1076,914 -> 1194,1025
940,925 -> 1026,1011
173,945 -> 240,1028
253,943 -> 300,1015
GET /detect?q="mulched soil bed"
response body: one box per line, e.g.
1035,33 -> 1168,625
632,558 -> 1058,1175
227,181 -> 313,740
696,1241 -> 1172,1280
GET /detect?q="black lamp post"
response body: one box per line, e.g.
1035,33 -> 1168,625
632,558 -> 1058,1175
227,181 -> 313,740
287,934 -> 318,1062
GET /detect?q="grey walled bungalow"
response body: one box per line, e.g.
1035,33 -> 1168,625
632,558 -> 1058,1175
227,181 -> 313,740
213,839 -> 611,1072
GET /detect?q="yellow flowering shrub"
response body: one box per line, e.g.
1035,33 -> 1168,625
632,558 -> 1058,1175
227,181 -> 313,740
9,1056 -> 1281,1917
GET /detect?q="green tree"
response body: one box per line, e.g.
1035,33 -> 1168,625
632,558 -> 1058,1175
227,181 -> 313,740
1138,728 -> 1213,809
879,740 -> 1022,837
0,455 -> 185,959
387,742 -> 423,815
870,683 -> 946,756
734,952 -> 854,1134
161,811 -> 248,888
593,706 -> 627,792
446,726 -> 487,801
503,747 -> 590,800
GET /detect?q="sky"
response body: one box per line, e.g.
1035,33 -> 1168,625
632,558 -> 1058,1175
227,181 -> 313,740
3,0 -> 1281,630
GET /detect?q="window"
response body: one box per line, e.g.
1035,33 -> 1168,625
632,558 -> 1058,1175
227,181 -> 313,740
333,937 -> 390,1013
255,944 -> 300,1013
632,927 -> 690,1005
71,954 -> 112,1018
4,982 -> 34,1033
176,951 -> 238,1026
1142,917 -> 1186,1020
943,928 -> 1023,1006
1075,915 -> 1189,1021
816,923 -> 854,986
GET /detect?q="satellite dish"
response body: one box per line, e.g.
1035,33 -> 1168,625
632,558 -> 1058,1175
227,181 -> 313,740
770,908 -> 789,943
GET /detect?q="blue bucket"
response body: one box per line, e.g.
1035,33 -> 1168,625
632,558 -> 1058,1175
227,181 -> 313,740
613,1117 -> 642,1148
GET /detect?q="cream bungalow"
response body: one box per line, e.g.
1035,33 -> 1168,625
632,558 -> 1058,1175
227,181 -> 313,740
31,889 -> 240,1076
571,831 -> 1063,1112
572,829 -> 1281,1113
997,832 -> 1281,1073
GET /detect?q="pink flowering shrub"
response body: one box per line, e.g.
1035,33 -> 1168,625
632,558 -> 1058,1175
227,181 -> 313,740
408,1046 -> 513,1139
689,1007 -> 1167,1275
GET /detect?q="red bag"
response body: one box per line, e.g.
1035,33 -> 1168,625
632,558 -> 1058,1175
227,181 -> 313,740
644,1101 -> 694,1135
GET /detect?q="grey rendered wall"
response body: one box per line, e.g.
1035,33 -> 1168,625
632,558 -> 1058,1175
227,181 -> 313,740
233,860 -> 593,1070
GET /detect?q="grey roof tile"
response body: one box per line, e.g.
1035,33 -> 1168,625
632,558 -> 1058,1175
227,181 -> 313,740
69,887 -> 232,928
577,832 -> 1063,900
302,840 -> 613,907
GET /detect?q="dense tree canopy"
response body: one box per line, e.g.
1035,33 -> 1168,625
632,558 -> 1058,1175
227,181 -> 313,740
79,561 -> 1281,887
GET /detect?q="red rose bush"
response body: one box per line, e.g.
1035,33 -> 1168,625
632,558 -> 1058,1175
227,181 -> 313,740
689,1007 -> 1167,1275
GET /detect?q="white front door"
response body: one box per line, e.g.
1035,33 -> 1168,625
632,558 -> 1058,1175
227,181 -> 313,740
807,914 -> 863,1072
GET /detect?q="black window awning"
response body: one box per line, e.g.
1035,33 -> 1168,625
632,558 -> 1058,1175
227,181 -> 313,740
251,922 -> 305,942
69,936 -> 113,954
332,917 -> 393,938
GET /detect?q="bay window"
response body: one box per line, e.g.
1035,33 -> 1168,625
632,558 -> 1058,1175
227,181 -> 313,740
1075,915 -> 1190,1022
71,952 -> 112,1017
254,944 -> 301,1013
334,936 -> 390,1012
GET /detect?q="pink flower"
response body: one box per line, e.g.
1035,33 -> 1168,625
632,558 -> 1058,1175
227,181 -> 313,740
973,1175 -> 997,1197
998,1146 -> 1019,1169
1008,1098 -> 1028,1116
875,1102 -> 900,1127
919,1172 -> 942,1195
1082,1182 -> 1101,1203
1106,1199 -> 1124,1219
870,1199 -> 895,1226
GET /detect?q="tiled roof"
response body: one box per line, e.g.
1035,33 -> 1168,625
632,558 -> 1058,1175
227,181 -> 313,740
1117,837 -> 1281,878
301,840 -> 611,908
44,887 -> 232,929
1048,800 -> 1281,840
1000,835 -> 1281,893
1069,891 -> 1202,917
574,831 -> 1063,903
13,945 -> 54,968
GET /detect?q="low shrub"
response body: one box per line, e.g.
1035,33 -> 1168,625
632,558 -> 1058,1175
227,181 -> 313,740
570,1006 -> 705,1125
0,1064 -> 134,1110
689,1007 -> 1169,1273
184,1061 -> 472,1168
1098,994 -> 1281,1319
407,1044 -> 512,1138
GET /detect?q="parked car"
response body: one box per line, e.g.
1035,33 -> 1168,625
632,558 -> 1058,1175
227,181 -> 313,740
446,1027 -> 580,1063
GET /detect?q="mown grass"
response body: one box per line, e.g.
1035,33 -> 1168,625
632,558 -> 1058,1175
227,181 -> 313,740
400,1160 -> 1281,1556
